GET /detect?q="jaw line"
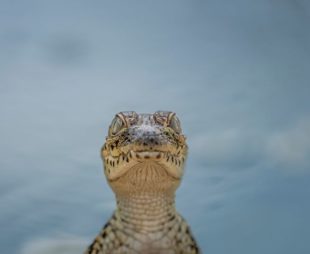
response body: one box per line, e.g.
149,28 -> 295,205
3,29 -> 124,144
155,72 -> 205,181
131,150 -> 163,161
108,150 -> 182,181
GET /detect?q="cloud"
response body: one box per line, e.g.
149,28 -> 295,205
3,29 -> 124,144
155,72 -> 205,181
266,118 -> 310,171
190,118 -> 310,172
21,237 -> 89,254
190,128 -> 264,169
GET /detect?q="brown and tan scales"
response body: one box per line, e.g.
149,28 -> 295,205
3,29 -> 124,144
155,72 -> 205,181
85,111 -> 200,254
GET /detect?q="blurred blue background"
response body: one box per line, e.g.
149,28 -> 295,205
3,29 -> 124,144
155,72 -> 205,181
1,0 -> 310,253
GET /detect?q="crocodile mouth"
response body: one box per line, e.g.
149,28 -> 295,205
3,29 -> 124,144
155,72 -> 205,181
104,149 -> 185,182
130,150 -> 164,161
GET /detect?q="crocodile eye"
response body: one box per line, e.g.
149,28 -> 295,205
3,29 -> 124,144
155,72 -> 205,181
154,111 -> 171,126
109,116 -> 125,136
169,115 -> 182,133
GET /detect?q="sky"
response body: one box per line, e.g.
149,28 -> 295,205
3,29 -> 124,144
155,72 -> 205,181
0,0 -> 310,253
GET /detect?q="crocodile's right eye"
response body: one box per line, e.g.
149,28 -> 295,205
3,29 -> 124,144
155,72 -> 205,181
168,114 -> 182,134
109,116 -> 125,136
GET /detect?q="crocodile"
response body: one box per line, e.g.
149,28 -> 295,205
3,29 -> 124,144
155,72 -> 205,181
85,111 -> 200,254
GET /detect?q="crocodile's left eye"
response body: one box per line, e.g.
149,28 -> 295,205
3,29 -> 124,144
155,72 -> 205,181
109,116 -> 126,136
169,114 -> 182,133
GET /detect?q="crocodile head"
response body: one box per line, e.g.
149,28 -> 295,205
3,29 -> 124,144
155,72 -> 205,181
101,111 -> 188,193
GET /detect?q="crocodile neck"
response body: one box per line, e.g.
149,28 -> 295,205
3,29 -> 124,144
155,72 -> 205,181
110,162 -> 180,236
115,192 -> 177,234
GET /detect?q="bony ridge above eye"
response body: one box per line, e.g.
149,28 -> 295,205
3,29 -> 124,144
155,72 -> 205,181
168,114 -> 182,134
109,115 -> 125,136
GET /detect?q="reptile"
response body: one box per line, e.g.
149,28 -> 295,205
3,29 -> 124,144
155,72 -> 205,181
85,111 -> 200,254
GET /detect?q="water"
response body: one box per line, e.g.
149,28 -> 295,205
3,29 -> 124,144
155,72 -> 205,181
1,1 -> 310,253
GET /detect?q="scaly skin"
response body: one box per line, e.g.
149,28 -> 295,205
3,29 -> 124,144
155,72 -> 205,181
85,111 -> 200,254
